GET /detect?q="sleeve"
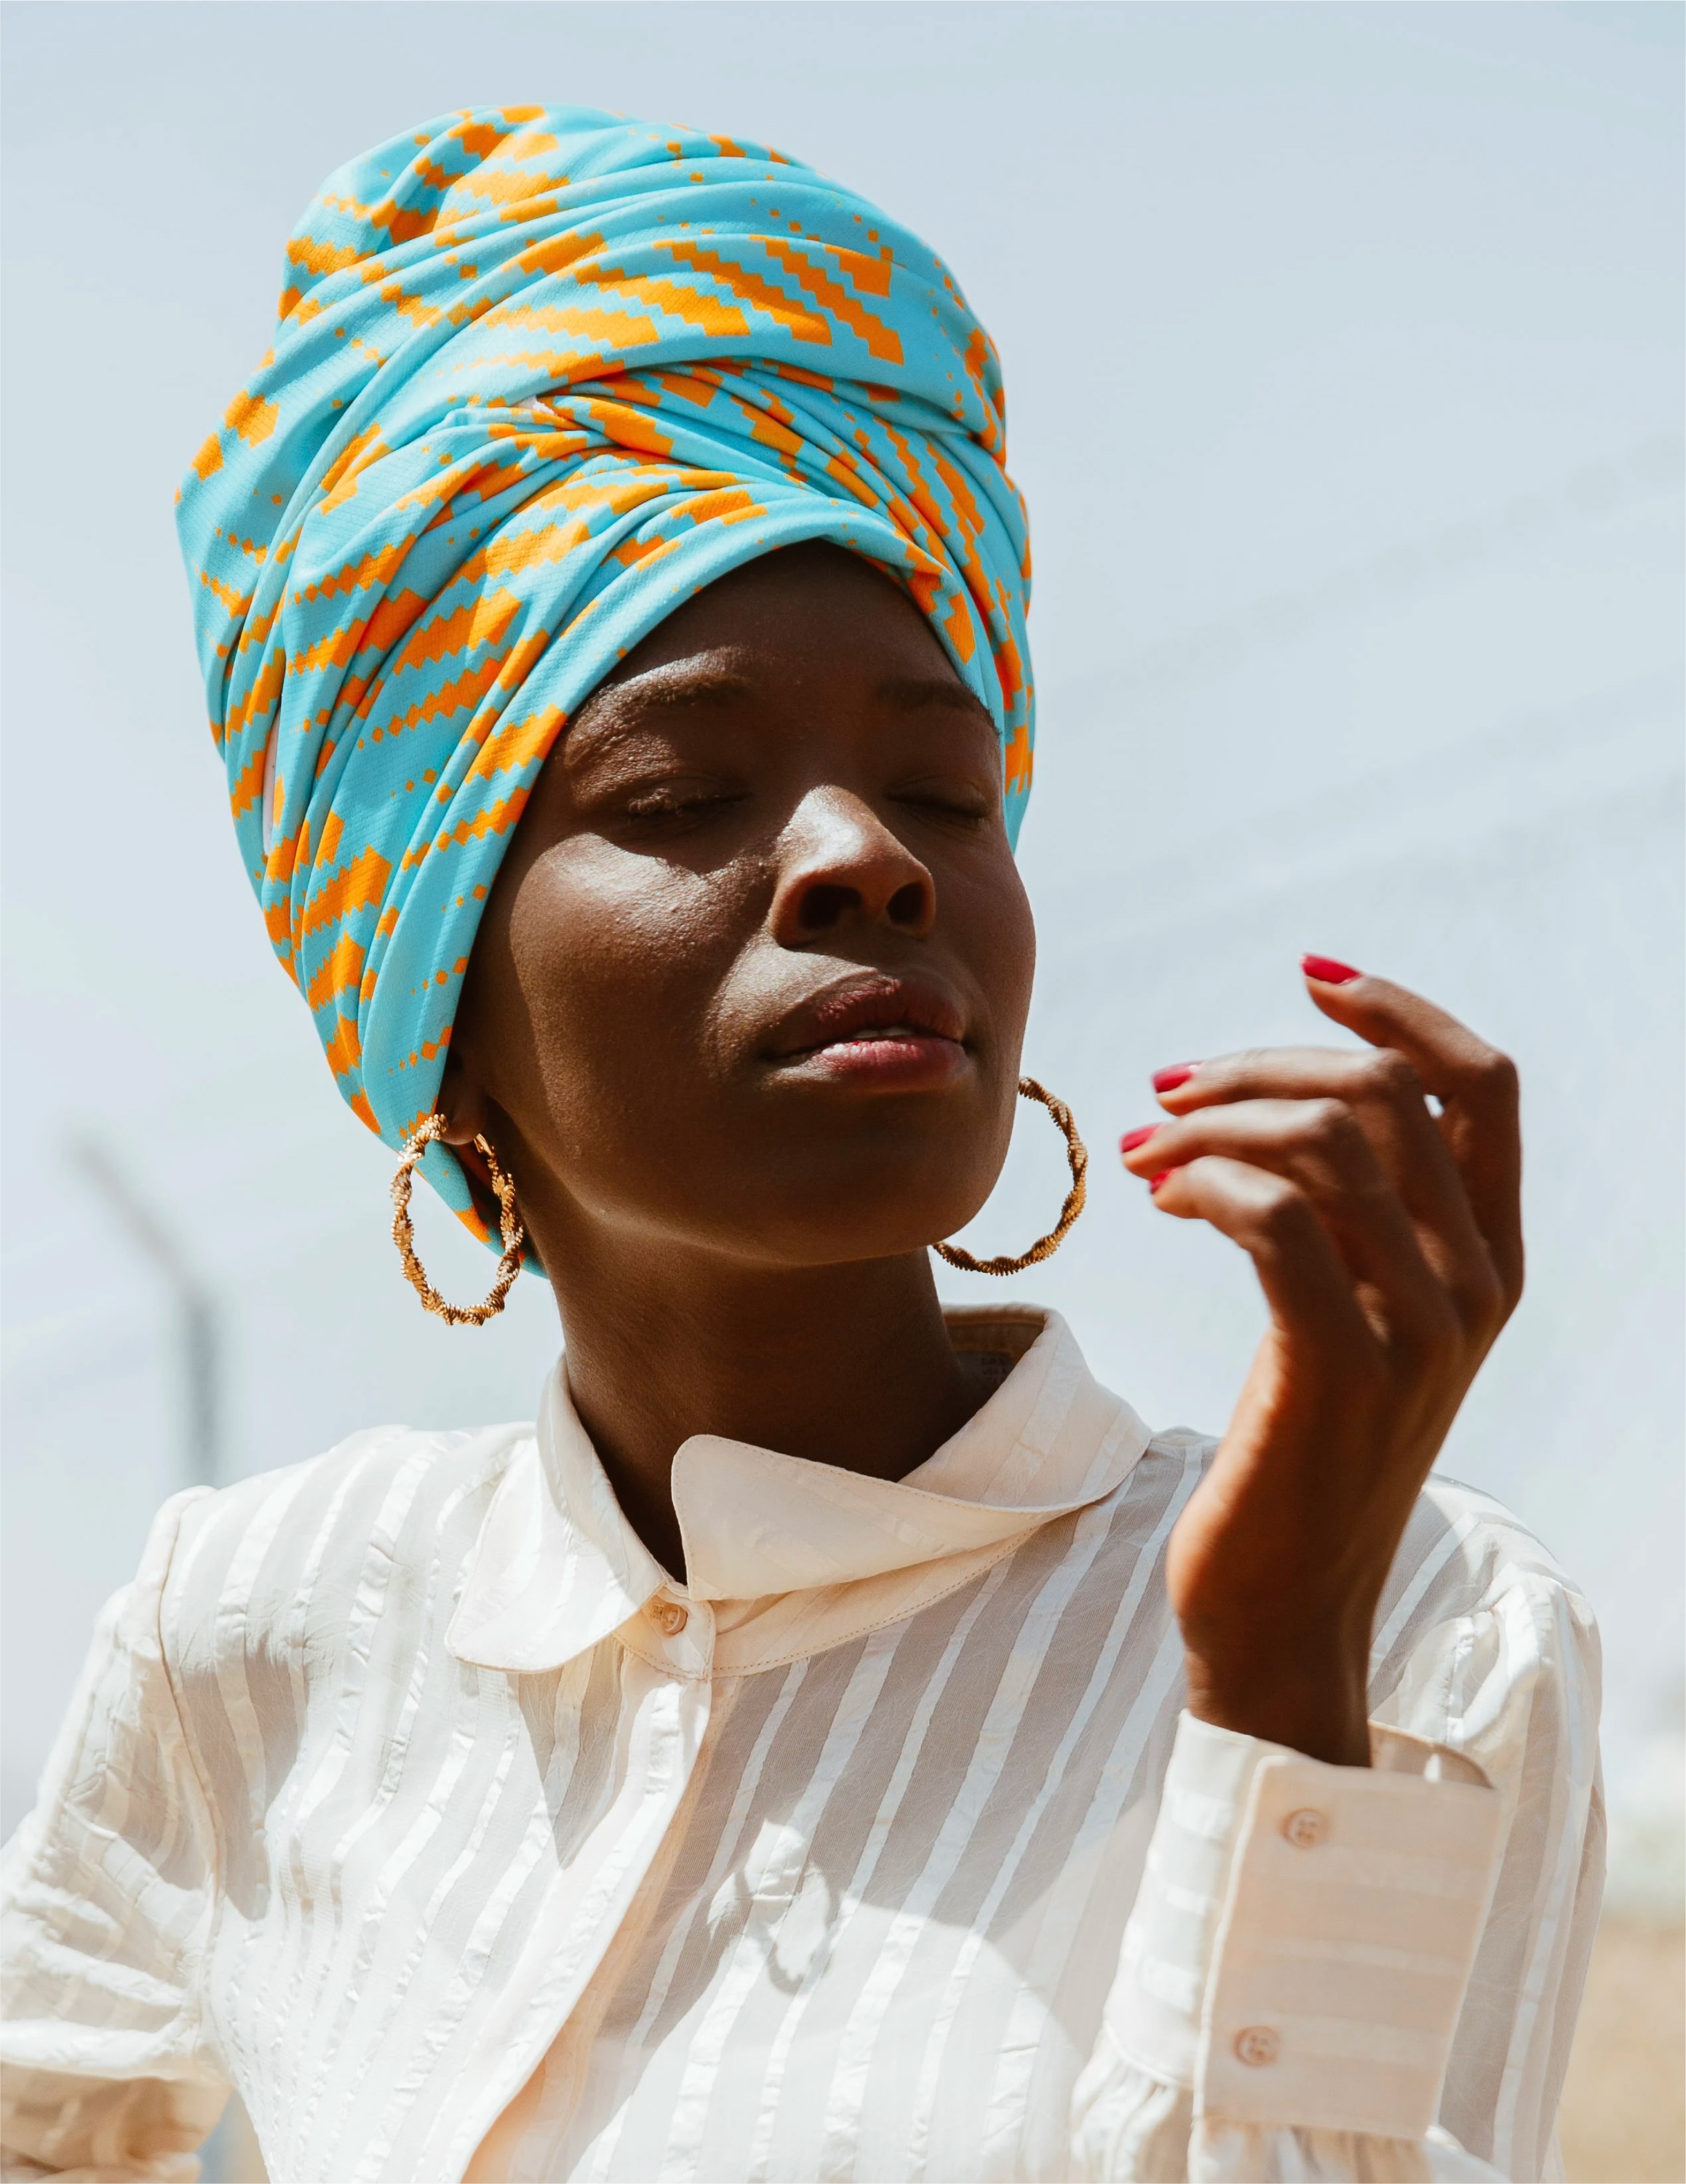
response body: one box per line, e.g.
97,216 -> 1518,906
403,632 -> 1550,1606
1,1492 -> 230,2182
1070,1558 -> 1603,2184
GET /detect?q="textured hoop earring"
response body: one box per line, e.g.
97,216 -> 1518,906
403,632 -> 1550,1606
391,1112 -> 526,1326
934,1076 -> 1089,1276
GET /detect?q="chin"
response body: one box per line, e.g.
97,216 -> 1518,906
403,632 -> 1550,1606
730,1169 -> 994,1269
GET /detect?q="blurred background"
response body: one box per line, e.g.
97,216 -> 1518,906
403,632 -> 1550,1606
3,4 -> 1680,2177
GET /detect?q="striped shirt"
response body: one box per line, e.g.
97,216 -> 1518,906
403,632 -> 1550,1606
0,1306 -> 1602,2183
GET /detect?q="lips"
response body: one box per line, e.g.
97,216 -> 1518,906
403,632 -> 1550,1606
767,977 -> 970,1092
771,977 -> 966,1058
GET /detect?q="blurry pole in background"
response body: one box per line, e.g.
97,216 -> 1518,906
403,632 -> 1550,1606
68,1139 -> 248,2172
70,1136 -> 222,1493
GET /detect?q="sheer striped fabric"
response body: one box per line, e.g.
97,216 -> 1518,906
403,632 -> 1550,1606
0,1309 -> 1601,2183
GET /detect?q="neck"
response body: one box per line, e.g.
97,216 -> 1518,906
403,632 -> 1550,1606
539,1221 -> 982,1578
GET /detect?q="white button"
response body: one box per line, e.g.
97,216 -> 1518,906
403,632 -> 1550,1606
1282,1806 -> 1329,1849
651,1598 -> 689,1636
1233,2025 -> 1280,2068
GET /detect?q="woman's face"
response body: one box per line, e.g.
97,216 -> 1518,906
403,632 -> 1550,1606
445,541 -> 1036,1271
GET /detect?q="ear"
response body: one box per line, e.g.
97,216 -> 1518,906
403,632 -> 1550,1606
432,1046 -> 516,1230
434,1045 -> 493,1149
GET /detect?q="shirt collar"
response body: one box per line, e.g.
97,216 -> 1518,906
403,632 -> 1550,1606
447,1306 -> 1150,1675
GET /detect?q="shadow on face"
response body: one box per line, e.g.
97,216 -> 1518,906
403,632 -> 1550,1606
443,542 -> 1036,1276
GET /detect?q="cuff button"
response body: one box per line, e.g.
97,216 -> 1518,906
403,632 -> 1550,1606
1233,2025 -> 1281,2068
1282,1806 -> 1329,1848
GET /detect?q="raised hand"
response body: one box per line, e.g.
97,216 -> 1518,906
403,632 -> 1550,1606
1120,956 -> 1524,1765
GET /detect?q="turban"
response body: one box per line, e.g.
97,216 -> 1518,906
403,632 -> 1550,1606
178,105 -> 1034,1252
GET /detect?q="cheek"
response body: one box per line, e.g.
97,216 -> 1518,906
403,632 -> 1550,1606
1003,877 -> 1038,1014
504,849 -> 753,1108
955,854 -> 1037,1034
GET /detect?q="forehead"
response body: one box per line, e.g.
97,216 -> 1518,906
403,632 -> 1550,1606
565,657 -> 998,767
590,541 -> 974,701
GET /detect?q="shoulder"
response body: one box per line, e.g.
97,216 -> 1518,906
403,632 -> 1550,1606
1094,1436 -> 1600,1803
158,1418 -> 533,1672
1371,1471 -> 1601,1802
1380,1469 -> 1596,1643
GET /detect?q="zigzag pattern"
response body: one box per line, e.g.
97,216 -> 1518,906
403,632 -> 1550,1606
178,105 -> 1034,1252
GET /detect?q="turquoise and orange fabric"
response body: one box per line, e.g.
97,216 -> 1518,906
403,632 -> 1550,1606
178,105 -> 1033,1250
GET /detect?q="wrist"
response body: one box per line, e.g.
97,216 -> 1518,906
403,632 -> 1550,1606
1183,1642 -> 1372,1768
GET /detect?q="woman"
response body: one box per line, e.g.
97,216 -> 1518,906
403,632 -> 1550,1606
1,107 -> 1599,2184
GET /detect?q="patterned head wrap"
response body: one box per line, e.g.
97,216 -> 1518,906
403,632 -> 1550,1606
178,105 -> 1033,1250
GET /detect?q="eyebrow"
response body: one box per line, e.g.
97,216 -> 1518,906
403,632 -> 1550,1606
872,674 -> 993,723
562,664 -> 756,764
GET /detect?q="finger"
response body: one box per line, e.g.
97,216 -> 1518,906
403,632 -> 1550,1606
1122,1100 -> 1459,1361
1148,966 -> 1522,1320
1148,1153 -> 1380,1358
1148,1044 -> 1495,1326
1300,958 -> 1523,1303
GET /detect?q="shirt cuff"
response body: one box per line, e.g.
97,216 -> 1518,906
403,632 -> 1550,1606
1103,1710 -> 1503,2141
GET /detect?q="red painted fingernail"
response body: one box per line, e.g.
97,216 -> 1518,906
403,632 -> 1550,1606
1302,953 -> 1362,985
1119,1126 -> 1159,1155
1151,1063 -> 1198,1094
1148,1170 -> 1174,1193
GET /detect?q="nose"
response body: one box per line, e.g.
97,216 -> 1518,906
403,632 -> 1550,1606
769,787 -> 937,945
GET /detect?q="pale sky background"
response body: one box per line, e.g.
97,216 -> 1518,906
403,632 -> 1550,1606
3,2 -> 1681,1902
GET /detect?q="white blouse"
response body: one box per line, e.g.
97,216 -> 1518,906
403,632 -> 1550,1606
0,1307 -> 1602,2184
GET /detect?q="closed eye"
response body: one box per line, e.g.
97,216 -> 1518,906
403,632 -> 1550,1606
619,783 -> 749,824
892,779 -> 995,825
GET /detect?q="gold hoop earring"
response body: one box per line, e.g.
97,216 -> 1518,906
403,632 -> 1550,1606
935,1076 -> 1089,1277
391,1112 -> 525,1326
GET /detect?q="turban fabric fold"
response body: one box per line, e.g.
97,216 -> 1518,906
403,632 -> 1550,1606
178,105 -> 1033,1252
